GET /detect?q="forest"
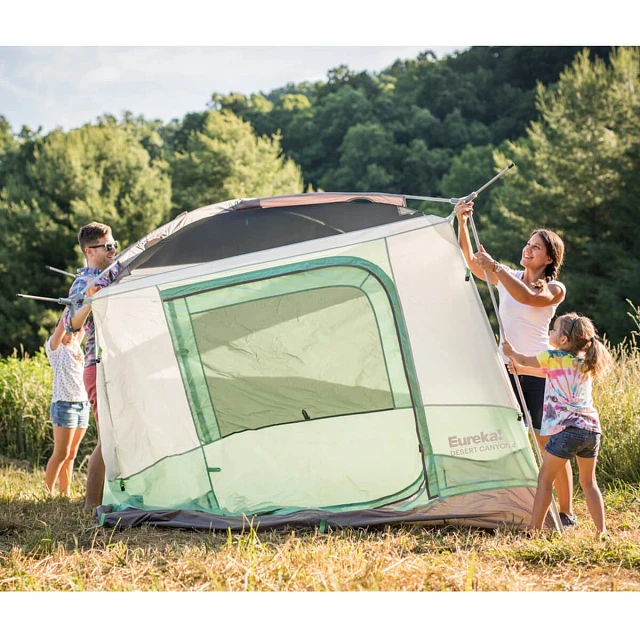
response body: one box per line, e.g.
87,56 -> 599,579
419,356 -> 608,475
2,45 -> 639,355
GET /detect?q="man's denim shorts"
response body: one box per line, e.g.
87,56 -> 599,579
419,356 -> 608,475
50,401 -> 90,429
545,426 -> 600,460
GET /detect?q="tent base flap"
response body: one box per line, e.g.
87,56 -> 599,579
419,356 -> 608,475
95,487 -> 554,531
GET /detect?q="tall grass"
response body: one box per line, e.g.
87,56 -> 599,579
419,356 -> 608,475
594,305 -> 640,484
1,309 -> 640,485
0,348 -> 96,467
1,463 -> 639,591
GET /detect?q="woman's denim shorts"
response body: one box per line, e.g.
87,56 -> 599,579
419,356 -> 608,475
546,426 -> 600,460
50,401 -> 90,429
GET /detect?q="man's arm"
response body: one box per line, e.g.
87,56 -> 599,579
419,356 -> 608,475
68,302 -> 93,331
63,279 -> 101,332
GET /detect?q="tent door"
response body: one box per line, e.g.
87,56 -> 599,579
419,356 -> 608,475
161,256 -> 430,515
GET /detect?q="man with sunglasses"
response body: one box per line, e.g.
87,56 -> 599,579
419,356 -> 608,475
64,221 -> 121,514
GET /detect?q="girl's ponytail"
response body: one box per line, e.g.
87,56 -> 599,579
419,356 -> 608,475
558,313 -> 613,378
583,337 -> 613,379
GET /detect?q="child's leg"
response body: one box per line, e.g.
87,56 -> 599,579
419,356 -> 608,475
45,427 -> 75,495
59,427 -> 87,497
530,451 -> 569,530
535,432 -> 574,516
576,455 -> 606,534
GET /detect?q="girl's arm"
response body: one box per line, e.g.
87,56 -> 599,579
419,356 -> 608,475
509,362 -> 546,378
502,339 -> 541,369
48,314 -> 67,351
455,201 -> 497,285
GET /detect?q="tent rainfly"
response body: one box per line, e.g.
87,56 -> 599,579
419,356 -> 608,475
92,192 -> 552,530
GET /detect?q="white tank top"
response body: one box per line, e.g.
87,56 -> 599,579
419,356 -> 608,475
497,267 -> 566,363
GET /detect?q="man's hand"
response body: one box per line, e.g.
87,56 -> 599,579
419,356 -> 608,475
86,283 -> 103,299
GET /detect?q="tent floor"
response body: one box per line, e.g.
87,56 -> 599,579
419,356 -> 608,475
95,485 -> 552,531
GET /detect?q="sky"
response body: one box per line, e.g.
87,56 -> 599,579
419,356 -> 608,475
1,0 -> 637,622
2,1 -> 634,136
0,46 -> 463,133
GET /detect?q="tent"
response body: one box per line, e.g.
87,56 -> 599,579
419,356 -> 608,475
92,192 -> 549,530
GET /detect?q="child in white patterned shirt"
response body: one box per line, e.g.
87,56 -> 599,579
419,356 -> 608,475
44,311 -> 89,497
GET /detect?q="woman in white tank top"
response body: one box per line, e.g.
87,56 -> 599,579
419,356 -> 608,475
455,200 -> 577,528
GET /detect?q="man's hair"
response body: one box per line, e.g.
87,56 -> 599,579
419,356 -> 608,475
78,222 -> 112,252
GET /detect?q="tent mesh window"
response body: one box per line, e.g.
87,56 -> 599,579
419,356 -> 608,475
162,261 -> 415,443
155,258 -> 429,514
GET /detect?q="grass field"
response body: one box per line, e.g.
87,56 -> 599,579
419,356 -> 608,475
1,456 -> 639,592
2,313 -> 640,596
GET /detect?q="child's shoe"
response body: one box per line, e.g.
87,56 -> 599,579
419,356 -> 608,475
559,512 -> 577,527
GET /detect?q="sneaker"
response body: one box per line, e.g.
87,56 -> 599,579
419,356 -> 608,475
559,512 -> 578,527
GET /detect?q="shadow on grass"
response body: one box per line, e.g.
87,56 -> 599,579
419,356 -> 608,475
0,491 -> 504,559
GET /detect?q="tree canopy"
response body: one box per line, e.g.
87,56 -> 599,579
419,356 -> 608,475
2,45 -> 639,354
0,112 -> 303,355
487,48 -> 640,344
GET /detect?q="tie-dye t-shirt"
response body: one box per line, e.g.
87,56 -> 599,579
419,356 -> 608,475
536,350 -> 600,436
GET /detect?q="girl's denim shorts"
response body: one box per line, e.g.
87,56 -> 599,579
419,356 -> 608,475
50,401 -> 90,429
546,426 -> 600,460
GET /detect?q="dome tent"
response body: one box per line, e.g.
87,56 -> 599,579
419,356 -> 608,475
92,191 -> 550,530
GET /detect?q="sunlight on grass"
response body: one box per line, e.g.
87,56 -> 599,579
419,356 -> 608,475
2,307 -> 640,591
1,462 -> 639,592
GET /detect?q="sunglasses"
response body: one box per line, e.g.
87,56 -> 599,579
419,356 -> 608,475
88,241 -> 119,252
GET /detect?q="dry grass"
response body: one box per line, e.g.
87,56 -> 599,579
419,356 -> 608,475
1,458 -> 639,592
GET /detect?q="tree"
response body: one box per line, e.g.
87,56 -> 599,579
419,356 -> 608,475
170,110 -> 304,214
0,121 -> 172,355
493,47 -> 640,343
0,116 -> 16,156
324,123 -> 398,192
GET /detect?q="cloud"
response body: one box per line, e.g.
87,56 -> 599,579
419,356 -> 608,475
0,46 -> 457,133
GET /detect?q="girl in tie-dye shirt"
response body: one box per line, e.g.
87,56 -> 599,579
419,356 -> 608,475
502,313 -> 613,535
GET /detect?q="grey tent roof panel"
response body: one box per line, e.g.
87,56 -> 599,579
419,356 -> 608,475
118,199 -> 425,277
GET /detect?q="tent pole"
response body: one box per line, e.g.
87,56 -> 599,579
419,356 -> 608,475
46,265 -> 77,278
466,214 -> 563,533
16,293 -> 76,317
404,163 -> 516,206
